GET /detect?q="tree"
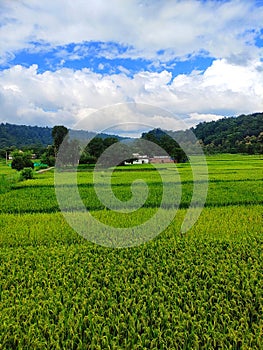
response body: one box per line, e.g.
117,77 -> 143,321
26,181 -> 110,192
11,150 -> 34,171
52,125 -> 68,156
79,152 -> 96,164
103,136 -> 119,149
141,129 -> 188,162
86,137 -> 105,159
41,145 -> 55,166
98,142 -> 133,168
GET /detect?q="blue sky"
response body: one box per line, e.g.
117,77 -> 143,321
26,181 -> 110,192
7,41 -> 214,78
0,0 -> 263,135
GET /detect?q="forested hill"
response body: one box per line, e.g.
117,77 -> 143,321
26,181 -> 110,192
0,123 -> 125,149
1,112 -> 262,154
192,112 -> 263,154
141,112 -> 263,154
0,123 -> 53,148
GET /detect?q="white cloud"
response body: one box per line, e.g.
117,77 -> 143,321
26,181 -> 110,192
0,59 -> 262,131
189,113 -> 225,125
1,0 -> 263,64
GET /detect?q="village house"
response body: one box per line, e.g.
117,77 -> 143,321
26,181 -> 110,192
124,153 -> 149,165
124,154 -> 176,165
149,155 -> 175,164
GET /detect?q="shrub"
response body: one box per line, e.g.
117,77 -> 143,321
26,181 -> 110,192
20,167 -> 34,180
79,152 -> 96,164
11,151 -> 34,171
41,153 -> 55,166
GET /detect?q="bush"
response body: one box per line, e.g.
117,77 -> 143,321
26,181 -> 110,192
11,155 -> 26,171
79,152 -> 96,164
20,167 -> 34,180
41,153 -> 55,166
11,151 -> 34,171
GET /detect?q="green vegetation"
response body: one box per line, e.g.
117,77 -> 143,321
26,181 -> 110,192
0,123 -> 124,162
19,167 -> 34,180
0,123 -> 53,149
52,125 -> 69,157
1,112 -> 263,163
141,128 -> 187,162
192,112 -> 263,154
0,154 -> 262,349
11,150 -> 34,171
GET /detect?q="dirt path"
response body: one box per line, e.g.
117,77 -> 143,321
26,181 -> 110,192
36,166 -> 54,173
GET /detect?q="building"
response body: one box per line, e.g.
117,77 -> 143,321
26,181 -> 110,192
124,153 -> 149,165
149,155 -> 175,164
124,154 -> 176,165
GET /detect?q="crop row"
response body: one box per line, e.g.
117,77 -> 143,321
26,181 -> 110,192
0,176 -> 261,216
0,204 -> 262,247
0,155 -> 262,349
0,205 -> 262,348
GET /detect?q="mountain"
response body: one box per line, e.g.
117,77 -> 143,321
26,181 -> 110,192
192,112 -> 263,154
143,112 -> 263,154
0,112 -> 262,155
0,123 -> 127,149
0,123 -> 53,148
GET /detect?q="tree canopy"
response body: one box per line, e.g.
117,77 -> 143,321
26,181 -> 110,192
52,125 -> 69,156
11,150 -> 34,171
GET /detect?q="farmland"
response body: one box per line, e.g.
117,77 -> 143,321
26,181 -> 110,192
0,154 -> 262,349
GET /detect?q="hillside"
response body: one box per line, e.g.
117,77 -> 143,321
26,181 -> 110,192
143,112 -> 263,155
0,123 -> 53,148
0,112 -> 262,155
192,112 -> 263,154
0,123 -> 125,150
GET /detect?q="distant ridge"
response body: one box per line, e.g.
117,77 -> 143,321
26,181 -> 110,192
0,123 -> 53,148
191,112 -> 263,153
192,112 -> 263,145
0,123 -> 126,149
0,112 -> 262,154
141,112 -> 263,154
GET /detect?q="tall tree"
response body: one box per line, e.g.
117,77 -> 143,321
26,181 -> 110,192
52,125 -> 68,156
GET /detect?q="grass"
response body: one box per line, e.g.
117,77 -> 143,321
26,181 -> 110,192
0,154 -> 262,349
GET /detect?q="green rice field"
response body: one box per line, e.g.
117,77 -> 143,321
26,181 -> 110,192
0,154 -> 262,349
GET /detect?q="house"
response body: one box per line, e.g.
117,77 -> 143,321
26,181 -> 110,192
132,153 -> 149,164
149,155 -> 175,164
124,153 -> 149,165
8,150 -> 23,160
124,153 -> 176,165
8,150 -> 37,160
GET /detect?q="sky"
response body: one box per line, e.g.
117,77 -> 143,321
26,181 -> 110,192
0,0 -> 263,135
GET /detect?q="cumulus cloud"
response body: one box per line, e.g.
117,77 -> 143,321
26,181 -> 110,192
0,58 -> 262,132
0,0 -> 263,132
1,0 -> 263,65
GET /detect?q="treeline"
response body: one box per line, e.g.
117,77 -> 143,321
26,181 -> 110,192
0,123 -> 122,160
0,123 -> 53,148
192,112 -> 263,154
36,126 -> 187,167
32,127 -> 134,167
1,112 -> 262,159
0,123 -> 123,150
0,123 -> 52,159
141,128 -> 188,162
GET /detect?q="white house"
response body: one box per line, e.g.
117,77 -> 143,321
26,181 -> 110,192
124,153 -> 149,165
